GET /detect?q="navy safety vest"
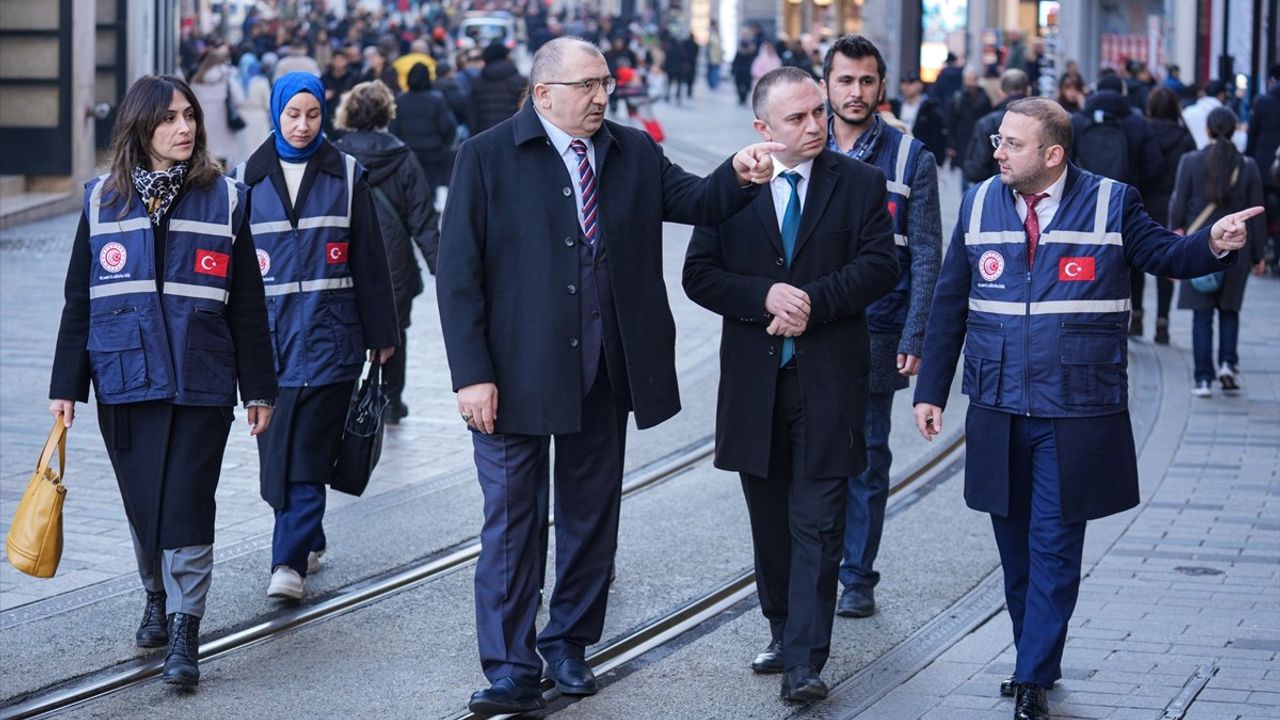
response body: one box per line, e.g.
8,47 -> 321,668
84,174 -> 246,406
960,170 -> 1131,418
235,153 -> 366,387
865,126 -> 920,334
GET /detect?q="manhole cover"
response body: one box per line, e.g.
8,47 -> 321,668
1174,566 -> 1224,576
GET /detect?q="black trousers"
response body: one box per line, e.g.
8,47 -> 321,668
740,370 -> 848,672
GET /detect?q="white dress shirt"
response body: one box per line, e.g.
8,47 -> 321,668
770,158 -> 814,233
537,111 -> 596,235
1012,166 -> 1069,230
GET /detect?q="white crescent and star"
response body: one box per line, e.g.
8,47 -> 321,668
200,255 -> 217,271
1064,261 -> 1082,278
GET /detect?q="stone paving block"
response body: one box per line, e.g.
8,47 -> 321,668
918,705 -> 1006,720
1060,691 -> 1170,710
848,689 -> 936,720
1184,700 -> 1259,718
1244,690 -> 1280,705
1194,687 -> 1254,703
938,693 -> 1003,710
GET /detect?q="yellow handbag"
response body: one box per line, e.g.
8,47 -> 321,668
6,418 -> 68,578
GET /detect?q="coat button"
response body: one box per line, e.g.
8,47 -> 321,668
567,284 -> 577,294
767,346 -> 776,355
569,337 -> 580,348
564,236 -> 575,247
776,257 -> 785,266
563,187 -> 572,197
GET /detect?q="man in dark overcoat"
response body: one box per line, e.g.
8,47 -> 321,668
683,67 -> 898,704
436,36 -> 781,716
913,97 -> 1262,720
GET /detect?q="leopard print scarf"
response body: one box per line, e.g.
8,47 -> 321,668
131,163 -> 188,225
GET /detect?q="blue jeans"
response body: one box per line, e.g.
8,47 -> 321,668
1191,308 -> 1239,382
839,391 -> 895,590
706,64 -> 721,90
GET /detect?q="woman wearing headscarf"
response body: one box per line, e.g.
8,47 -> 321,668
1171,106 -> 1268,396
236,51 -> 274,161
50,75 -> 277,686
235,72 -> 399,601
334,80 -> 439,423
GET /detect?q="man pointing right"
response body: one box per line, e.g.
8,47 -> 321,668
913,97 -> 1261,720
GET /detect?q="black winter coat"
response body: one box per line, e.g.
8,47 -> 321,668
1145,118 -> 1196,228
1170,150 -> 1267,311
682,151 -> 899,479
891,95 -> 947,161
1071,91 -> 1162,189
333,130 -> 440,321
1246,84 -> 1280,191
391,89 -> 457,154
437,103 -> 759,435
470,60 -> 526,135
947,86 -> 992,164
963,95 -> 1022,183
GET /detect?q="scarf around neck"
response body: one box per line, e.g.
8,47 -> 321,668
131,162 -> 188,225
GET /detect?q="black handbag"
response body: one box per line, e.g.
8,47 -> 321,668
331,361 -> 390,497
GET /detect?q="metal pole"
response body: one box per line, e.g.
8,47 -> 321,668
1217,0 -> 1233,80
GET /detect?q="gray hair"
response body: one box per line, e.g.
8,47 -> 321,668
530,36 -> 604,86
1000,68 -> 1029,95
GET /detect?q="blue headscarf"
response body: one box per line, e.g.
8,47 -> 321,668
238,52 -> 260,93
270,71 -> 326,162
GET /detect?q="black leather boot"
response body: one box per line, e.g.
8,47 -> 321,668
162,613 -> 201,687
135,591 -> 168,648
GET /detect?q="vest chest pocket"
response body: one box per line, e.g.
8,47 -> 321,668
184,309 -> 236,396
87,314 -> 148,396
1060,323 -> 1124,405
962,322 -> 1004,406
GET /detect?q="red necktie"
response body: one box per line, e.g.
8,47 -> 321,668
1020,192 -> 1049,268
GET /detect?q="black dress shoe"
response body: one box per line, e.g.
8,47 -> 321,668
751,639 -> 783,674
468,677 -> 547,715
545,656 -> 598,695
780,665 -> 828,704
161,613 -> 200,687
1014,682 -> 1050,720
836,586 -> 876,618
1000,673 -> 1018,696
135,590 -> 168,649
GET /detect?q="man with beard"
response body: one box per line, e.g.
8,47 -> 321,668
820,34 -> 942,621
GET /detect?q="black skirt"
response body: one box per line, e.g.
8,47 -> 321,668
97,401 -> 234,557
256,380 -> 354,509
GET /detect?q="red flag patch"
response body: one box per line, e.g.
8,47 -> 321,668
1058,257 -> 1096,281
326,242 -> 349,264
887,200 -> 897,218
194,249 -> 230,278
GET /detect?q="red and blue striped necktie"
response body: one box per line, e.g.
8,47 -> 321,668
570,139 -> 598,245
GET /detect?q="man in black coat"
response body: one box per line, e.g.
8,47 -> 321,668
891,71 -> 947,160
963,68 -> 1028,184
1246,64 -> 1280,269
683,67 -> 898,704
437,36 -> 781,716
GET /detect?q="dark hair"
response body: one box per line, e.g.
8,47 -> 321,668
1204,106 -> 1240,207
1056,73 -> 1084,111
1005,96 -> 1073,155
103,75 -> 223,214
407,62 -> 432,91
1145,86 -> 1182,123
752,66 -> 818,120
335,80 -> 396,131
822,34 -> 885,83
1205,79 -> 1227,98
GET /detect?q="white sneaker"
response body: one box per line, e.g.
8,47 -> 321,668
267,566 -> 304,600
1192,380 -> 1212,398
307,549 -> 325,575
1217,363 -> 1240,391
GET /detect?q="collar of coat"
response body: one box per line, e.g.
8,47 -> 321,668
511,101 -> 618,158
241,134 -> 346,186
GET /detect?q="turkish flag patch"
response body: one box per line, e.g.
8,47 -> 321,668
194,249 -> 230,278
326,242 -> 349,264
1058,256 -> 1096,281
887,200 -> 897,218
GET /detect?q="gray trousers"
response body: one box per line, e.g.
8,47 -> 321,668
130,525 -> 213,617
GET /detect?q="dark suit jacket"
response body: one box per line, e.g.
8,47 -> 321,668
915,165 -> 1235,524
682,150 -> 899,479
437,103 -> 758,435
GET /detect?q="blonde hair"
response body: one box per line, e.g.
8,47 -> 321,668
334,80 -> 397,131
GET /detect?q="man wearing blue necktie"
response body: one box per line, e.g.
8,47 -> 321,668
683,66 -> 899,704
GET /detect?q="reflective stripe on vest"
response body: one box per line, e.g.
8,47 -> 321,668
262,276 -> 356,296
969,298 -> 1132,315
885,134 -> 913,198
966,176 -> 1120,247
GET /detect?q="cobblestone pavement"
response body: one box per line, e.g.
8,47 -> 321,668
854,272 -> 1280,719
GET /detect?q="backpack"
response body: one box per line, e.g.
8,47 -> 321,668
1075,111 -> 1131,184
